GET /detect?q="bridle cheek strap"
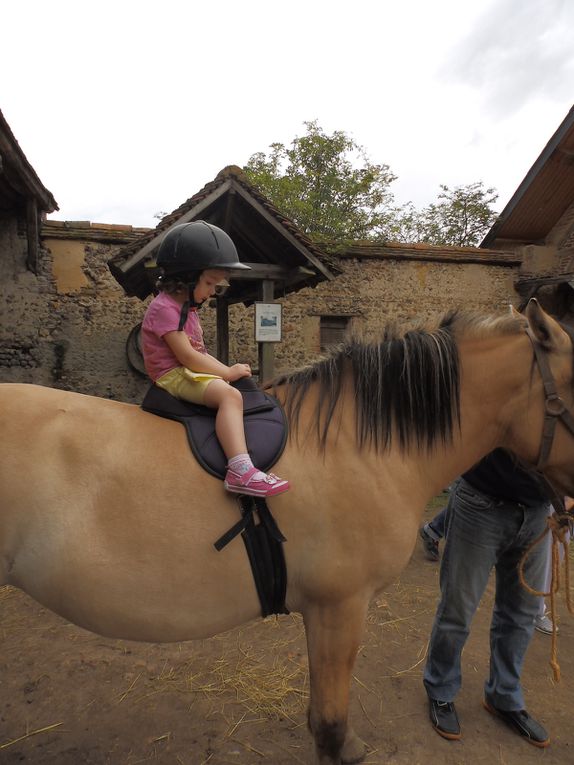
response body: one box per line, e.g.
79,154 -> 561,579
525,326 -> 574,470
525,325 -> 574,516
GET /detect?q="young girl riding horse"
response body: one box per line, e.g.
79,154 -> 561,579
141,221 -> 289,498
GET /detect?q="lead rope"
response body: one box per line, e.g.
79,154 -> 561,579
518,511 -> 573,681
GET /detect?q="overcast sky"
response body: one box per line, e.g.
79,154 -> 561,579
2,0 -> 573,229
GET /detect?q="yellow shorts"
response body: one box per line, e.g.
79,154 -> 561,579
155,367 -> 222,405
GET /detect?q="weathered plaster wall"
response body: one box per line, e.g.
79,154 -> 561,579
0,223 -> 149,401
41,236 -> 149,401
0,223 -> 520,402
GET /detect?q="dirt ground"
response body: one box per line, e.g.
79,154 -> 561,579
1,500 -> 573,765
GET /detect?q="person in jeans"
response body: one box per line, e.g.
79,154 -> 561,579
423,449 -> 551,748
421,491 -> 562,637
535,497 -> 572,634
419,489 -> 455,561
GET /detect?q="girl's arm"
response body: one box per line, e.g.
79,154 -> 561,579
164,331 -> 251,381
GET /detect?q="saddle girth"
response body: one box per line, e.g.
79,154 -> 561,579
214,496 -> 288,617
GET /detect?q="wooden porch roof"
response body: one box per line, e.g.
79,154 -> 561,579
108,165 -> 339,303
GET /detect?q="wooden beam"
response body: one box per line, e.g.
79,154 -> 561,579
515,275 -> 574,295
216,297 -> 229,364
223,187 -> 235,232
258,280 -> 276,383
333,245 -> 521,267
230,263 -> 314,281
25,197 -> 39,273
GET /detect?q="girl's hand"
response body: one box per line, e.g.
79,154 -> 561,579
227,363 -> 252,381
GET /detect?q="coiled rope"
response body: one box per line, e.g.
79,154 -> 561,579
518,511 -> 572,682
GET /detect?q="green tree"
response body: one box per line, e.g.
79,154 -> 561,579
244,122 -> 499,247
397,182 -> 499,247
243,121 -> 398,241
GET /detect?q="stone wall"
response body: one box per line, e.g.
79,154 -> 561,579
0,221 -> 521,402
0,221 -> 149,401
40,227 -> 150,401
0,212 -> 60,387
223,255 -> 519,375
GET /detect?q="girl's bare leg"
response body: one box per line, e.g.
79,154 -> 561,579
203,380 -> 247,459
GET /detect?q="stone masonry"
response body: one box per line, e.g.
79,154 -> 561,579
0,219 -> 521,402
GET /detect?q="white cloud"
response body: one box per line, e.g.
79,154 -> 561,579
443,0 -> 574,116
1,0 -> 573,226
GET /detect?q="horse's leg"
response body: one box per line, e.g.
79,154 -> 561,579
304,598 -> 369,765
340,726 -> 368,764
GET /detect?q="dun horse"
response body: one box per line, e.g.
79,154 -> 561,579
2,300 -> 574,764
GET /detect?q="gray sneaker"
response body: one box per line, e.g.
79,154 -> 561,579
535,612 -> 557,635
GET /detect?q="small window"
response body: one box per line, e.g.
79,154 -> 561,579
320,316 -> 350,352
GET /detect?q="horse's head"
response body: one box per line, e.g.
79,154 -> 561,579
513,299 -> 574,498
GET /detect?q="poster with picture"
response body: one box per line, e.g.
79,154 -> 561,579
255,302 -> 282,342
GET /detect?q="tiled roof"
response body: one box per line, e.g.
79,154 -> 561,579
322,240 -> 521,266
42,219 -> 150,244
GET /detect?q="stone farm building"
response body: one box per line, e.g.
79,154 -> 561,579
1,105 -> 574,402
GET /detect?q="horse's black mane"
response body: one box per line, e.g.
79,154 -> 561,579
267,310 -> 524,453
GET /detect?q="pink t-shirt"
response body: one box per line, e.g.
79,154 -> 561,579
141,292 -> 207,381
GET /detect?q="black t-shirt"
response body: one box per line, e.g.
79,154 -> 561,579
462,449 -> 549,507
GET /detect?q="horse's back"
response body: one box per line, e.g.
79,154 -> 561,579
0,383 -> 263,641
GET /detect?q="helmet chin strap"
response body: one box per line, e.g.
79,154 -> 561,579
177,279 -> 205,331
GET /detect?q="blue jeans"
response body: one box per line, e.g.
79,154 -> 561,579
423,478 -> 549,711
425,479 -> 460,541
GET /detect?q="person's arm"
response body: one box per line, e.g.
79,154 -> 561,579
164,331 -> 251,382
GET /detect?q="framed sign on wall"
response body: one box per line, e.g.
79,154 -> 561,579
255,302 -> 282,342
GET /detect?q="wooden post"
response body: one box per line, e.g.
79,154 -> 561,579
217,193 -> 234,366
216,297 -> 229,364
258,279 -> 275,383
25,198 -> 39,274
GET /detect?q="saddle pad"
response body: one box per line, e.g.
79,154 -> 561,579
141,377 -> 288,479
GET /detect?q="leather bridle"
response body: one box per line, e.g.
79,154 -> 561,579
525,323 -> 574,517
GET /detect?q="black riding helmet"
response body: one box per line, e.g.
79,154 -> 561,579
156,221 -> 251,275
155,221 -> 250,329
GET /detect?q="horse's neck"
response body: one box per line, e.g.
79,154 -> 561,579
401,333 -> 538,497
275,332 -> 541,500
448,333 -> 539,475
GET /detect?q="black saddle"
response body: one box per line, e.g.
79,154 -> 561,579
141,376 -> 289,617
141,377 -> 288,479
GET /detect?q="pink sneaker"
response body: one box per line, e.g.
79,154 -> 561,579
224,466 -> 290,497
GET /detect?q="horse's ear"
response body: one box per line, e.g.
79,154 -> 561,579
510,304 -> 526,321
509,304 -> 530,333
524,298 -> 566,350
